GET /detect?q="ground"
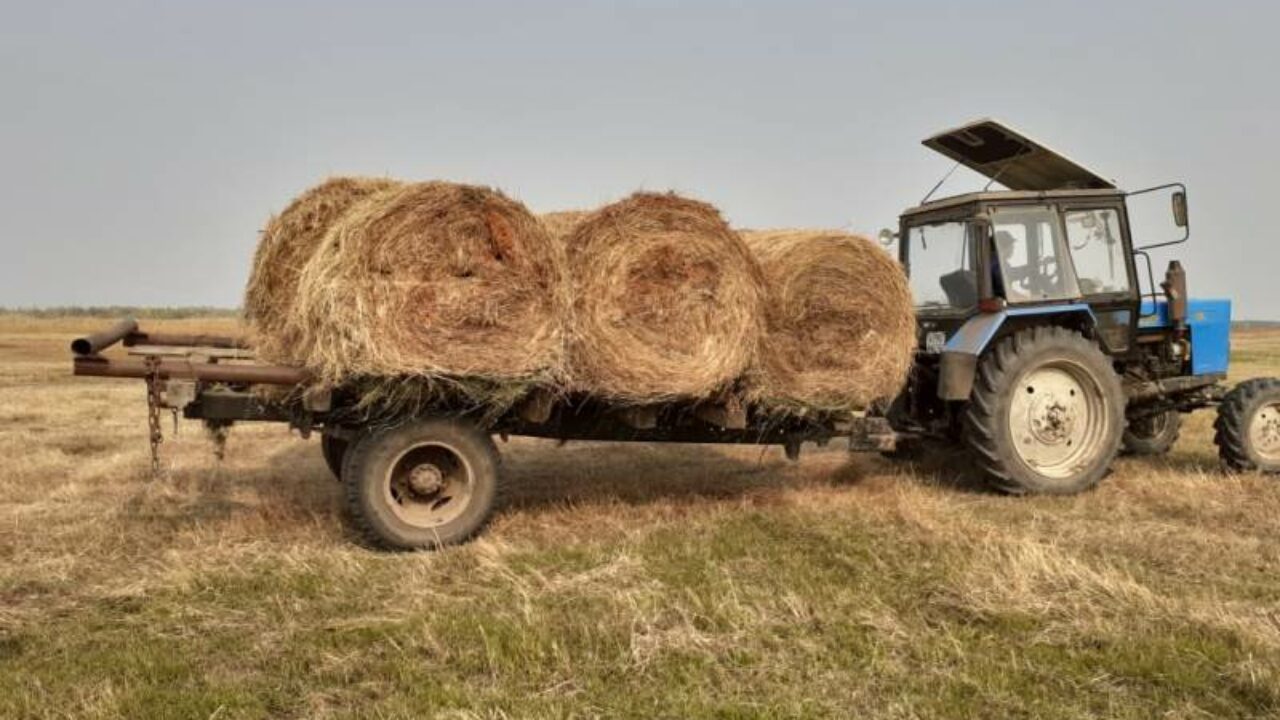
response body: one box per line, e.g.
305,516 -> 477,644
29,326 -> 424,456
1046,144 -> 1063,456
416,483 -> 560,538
2,314 -> 1279,719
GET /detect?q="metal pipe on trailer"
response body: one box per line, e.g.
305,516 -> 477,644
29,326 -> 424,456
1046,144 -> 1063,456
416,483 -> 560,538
73,355 -> 309,386
71,318 -> 252,355
70,317 -> 139,355
123,330 -> 250,350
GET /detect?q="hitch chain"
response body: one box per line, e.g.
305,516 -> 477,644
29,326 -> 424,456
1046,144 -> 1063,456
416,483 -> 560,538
144,355 -> 164,478
206,421 -> 228,462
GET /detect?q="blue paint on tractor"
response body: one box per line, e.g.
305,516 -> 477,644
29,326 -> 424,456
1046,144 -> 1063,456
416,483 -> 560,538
1138,298 -> 1170,328
943,303 -> 1097,356
942,312 -> 1004,356
1188,299 -> 1231,374
1139,298 -> 1231,375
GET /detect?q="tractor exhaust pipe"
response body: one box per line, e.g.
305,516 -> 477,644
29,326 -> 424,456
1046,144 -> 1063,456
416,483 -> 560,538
1162,260 -> 1188,327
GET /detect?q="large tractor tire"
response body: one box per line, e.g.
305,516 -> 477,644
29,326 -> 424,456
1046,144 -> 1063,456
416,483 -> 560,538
342,418 -> 504,550
1214,378 -> 1280,474
1122,409 -> 1182,456
963,326 -> 1125,495
320,433 -> 350,480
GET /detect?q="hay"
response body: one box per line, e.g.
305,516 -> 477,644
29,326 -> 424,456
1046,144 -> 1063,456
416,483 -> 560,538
743,229 -> 915,413
244,176 -> 401,361
539,210 -> 590,244
251,183 -> 913,415
288,181 -> 567,389
563,192 -> 765,402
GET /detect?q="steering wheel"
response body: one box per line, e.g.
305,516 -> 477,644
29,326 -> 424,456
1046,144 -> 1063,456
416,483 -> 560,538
1024,256 -> 1060,297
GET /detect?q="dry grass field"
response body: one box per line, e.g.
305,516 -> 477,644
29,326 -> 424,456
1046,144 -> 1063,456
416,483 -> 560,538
2,313 -> 1279,719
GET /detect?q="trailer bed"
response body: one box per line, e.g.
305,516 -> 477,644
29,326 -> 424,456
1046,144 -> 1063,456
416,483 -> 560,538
70,318 -> 898,549
71,318 -> 897,453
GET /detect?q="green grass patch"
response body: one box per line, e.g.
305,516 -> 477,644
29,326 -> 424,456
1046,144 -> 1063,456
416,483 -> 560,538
4,506 -> 1277,718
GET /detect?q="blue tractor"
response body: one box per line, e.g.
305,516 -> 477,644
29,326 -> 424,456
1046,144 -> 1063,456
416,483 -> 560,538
885,119 -> 1279,493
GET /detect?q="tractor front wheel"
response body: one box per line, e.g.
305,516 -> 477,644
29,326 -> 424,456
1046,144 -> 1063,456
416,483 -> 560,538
1214,378 -> 1280,474
963,326 -> 1125,495
1122,409 -> 1181,456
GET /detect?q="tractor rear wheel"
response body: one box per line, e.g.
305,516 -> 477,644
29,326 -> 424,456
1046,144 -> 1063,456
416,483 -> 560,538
963,326 -> 1125,495
1214,378 -> 1280,474
342,418 -> 503,550
1122,409 -> 1181,456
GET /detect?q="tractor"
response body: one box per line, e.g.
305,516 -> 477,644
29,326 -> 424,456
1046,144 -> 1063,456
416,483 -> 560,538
884,119 -> 1280,493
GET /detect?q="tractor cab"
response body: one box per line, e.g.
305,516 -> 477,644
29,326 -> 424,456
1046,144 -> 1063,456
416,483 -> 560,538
882,120 -> 1269,495
899,187 -> 1137,350
898,120 -> 1147,350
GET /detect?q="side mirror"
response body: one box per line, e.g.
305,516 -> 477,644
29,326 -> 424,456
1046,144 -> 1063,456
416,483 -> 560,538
877,228 -> 899,248
1129,182 -> 1189,251
1172,190 -> 1188,228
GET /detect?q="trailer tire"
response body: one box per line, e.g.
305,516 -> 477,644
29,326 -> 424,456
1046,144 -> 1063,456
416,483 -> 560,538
1214,377 -> 1280,474
341,418 -> 503,550
963,326 -> 1124,495
1122,410 -> 1181,456
320,434 -> 349,480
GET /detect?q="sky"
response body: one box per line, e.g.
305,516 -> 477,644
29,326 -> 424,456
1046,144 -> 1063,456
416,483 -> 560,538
1,0 -> 1277,318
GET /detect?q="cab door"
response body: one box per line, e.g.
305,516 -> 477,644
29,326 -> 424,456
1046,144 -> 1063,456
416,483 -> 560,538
1057,201 -> 1140,354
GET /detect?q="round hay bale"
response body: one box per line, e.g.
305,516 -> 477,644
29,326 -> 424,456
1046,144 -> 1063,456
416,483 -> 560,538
539,210 -> 590,244
290,181 -> 567,387
564,192 -> 765,401
245,176 -> 401,361
743,229 -> 915,413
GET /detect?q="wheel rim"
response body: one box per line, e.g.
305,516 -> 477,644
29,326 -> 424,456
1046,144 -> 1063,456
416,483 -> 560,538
383,442 -> 475,529
1008,360 -> 1110,480
1131,411 -> 1169,439
1248,402 -> 1280,463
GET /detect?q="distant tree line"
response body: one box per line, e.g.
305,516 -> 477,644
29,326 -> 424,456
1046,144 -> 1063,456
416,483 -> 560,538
0,306 -> 240,319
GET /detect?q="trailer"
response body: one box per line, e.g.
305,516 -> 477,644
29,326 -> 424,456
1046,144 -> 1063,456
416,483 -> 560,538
71,317 -> 897,550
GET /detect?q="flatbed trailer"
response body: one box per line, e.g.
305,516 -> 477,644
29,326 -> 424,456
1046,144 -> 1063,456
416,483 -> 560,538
72,318 -> 898,550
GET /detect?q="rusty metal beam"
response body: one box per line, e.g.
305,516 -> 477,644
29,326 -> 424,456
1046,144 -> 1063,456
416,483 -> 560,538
73,355 -> 308,386
123,331 -> 250,350
70,317 -> 139,355
126,344 -> 255,360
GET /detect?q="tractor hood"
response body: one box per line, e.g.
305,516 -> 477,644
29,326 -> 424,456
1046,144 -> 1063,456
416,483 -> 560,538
923,119 -> 1116,191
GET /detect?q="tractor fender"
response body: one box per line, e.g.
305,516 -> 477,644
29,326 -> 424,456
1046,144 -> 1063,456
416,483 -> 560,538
937,304 -> 1097,401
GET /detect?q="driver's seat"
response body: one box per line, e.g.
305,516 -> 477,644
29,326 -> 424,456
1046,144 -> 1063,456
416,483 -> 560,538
939,269 -> 977,308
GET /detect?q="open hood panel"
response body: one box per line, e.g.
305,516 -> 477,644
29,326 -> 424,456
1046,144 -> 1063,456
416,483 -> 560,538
923,119 -> 1115,191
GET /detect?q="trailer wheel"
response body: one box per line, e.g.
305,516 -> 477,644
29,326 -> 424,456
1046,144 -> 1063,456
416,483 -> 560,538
342,418 -> 503,550
1122,410 -> 1181,456
1214,378 -> 1280,474
320,434 -> 349,480
963,326 -> 1124,495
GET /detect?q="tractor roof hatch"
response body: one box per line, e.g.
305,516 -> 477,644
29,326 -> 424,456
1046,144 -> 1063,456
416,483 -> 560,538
923,119 -> 1116,192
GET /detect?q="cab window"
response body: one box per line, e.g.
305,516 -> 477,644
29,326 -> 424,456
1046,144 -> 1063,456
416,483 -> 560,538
905,221 -> 979,312
990,205 -> 1079,303
1064,208 -> 1130,296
